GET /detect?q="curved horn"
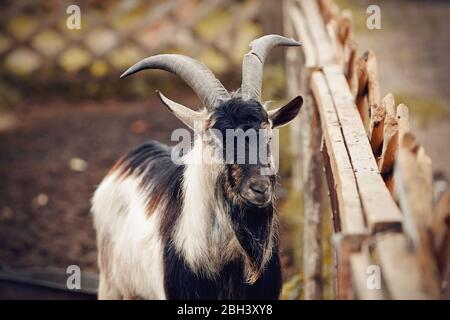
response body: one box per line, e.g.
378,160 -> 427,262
120,54 -> 230,110
241,35 -> 301,102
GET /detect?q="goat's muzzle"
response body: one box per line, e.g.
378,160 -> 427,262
240,175 -> 272,207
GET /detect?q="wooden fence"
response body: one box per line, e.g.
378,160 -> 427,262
285,0 -> 450,299
0,0 -> 263,77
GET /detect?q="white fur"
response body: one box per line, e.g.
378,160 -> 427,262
173,140 -> 241,278
92,171 -> 166,299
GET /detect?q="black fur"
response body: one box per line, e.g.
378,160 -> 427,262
163,242 -> 281,300
211,98 -> 269,133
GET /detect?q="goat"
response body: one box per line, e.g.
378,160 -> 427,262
92,35 -> 303,300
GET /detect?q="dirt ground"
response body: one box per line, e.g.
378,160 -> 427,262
0,96 -> 189,273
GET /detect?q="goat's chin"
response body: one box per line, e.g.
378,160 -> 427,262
238,195 -> 273,209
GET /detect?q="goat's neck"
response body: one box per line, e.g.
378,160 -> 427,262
173,140 -> 238,277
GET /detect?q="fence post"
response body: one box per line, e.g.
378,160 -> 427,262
302,97 -> 324,299
284,0 -> 324,300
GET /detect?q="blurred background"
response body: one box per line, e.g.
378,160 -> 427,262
0,0 -> 448,299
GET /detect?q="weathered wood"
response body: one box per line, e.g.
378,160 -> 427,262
303,95 -> 324,300
350,248 -> 385,300
433,189 -> 450,279
291,0 -> 444,301
311,71 -> 366,241
395,133 -> 441,298
396,103 -> 410,141
396,133 -> 434,246
366,51 -> 381,110
321,142 -> 341,232
374,233 -> 438,299
317,0 -> 338,24
347,40 -> 358,95
312,70 -> 368,300
288,1 -> 326,299
384,93 -> 396,117
323,65 -> 402,233
366,51 -> 385,157
288,2 -> 318,69
368,105 -> 386,158
334,234 -> 351,299
326,19 -> 343,69
283,0 -> 305,192
355,57 -> 369,127
337,10 -> 352,47
298,0 -> 335,67
378,94 -> 398,195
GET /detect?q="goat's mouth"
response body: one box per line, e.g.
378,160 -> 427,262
239,175 -> 273,207
240,189 -> 273,207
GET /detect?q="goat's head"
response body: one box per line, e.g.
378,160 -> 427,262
120,35 -> 303,208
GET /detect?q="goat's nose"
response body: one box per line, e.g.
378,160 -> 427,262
241,176 -> 272,206
249,178 -> 270,194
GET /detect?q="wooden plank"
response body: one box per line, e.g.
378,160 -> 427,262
311,71 -> 367,241
350,249 -> 385,300
384,93 -> 396,117
326,19 -> 343,69
284,0 -> 304,192
433,189 -> 450,278
394,133 -> 441,298
288,2 -> 318,69
368,104 -> 386,158
337,10 -> 352,47
378,94 -> 398,195
395,133 -> 434,246
302,95 -> 324,300
347,40 -> 357,95
366,51 -> 385,157
298,0 -> 335,67
322,142 -> 341,232
355,56 -> 369,127
396,103 -> 410,141
374,233 -> 437,299
287,1 -> 324,299
323,64 -> 402,233
334,234 -> 352,299
317,0 -> 338,24
366,51 -> 381,110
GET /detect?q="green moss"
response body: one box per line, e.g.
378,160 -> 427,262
281,273 -> 303,300
321,196 -> 335,300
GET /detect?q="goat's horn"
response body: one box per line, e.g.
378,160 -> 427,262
120,54 -> 230,110
241,35 -> 301,102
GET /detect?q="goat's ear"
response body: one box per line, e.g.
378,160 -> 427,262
268,96 -> 303,128
156,91 -> 207,130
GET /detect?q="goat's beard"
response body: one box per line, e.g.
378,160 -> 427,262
229,200 -> 275,283
216,166 -> 277,283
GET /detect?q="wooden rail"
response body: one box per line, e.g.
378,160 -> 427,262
285,0 -> 450,299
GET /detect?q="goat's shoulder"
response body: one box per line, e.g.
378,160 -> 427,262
92,140 -> 184,224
